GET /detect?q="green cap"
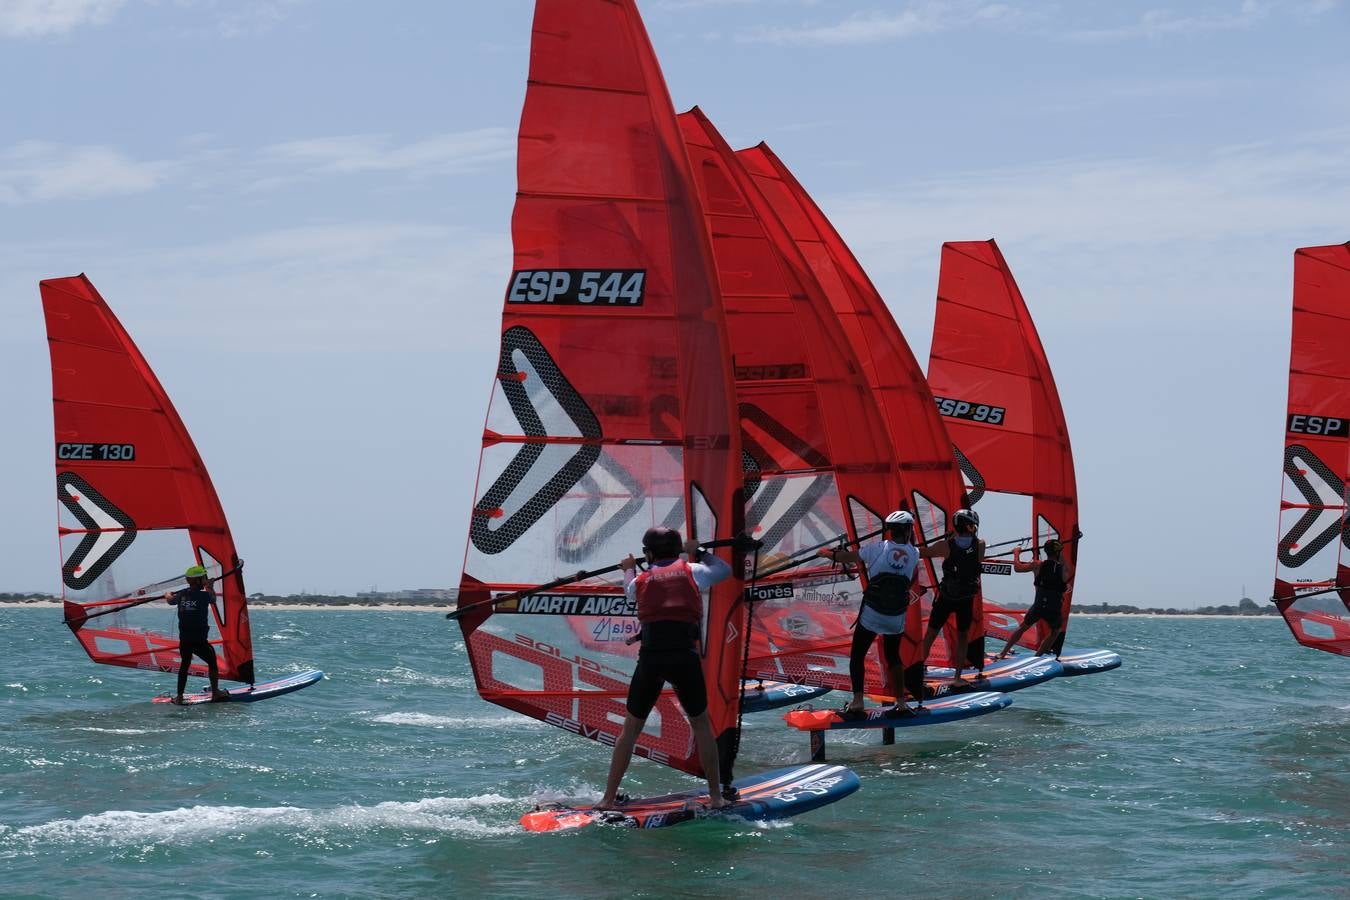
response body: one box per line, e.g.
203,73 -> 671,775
185,565 -> 208,579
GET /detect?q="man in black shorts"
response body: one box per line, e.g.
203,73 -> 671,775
998,538 -> 1073,658
163,564 -> 229,704
599,528 -> 732,810
919,508 -> 985,683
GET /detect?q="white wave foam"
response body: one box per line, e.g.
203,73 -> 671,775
73,727 -> 152,736
5,683 -> 27,692
374,666 -> 466,689
369,712 -> 540,730
1,795 -> 518,851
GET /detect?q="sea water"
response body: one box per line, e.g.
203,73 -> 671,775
1,609 -> 1345,898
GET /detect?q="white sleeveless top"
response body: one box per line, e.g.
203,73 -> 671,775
857,539 -> 918,581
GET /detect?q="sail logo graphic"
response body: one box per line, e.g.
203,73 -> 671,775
56,472 -> 137,591
953,445 -> 986,506
747,583 -> 794,602
981,562 -> 1013,576
1278,444 -> 1349,568
736,362 -> 807,381
506,270 -> 646,306
471,327 -> 602,556
935,396 -> 1006,426
741,403 -> 839,553
1287,414 -> 1348,437
773,775 -> 843,803
506,594 -> 638,617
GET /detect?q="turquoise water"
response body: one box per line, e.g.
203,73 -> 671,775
1,609 -> 1346,898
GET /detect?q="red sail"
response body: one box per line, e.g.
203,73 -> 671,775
1273,242 -> 1350,656
679,109 -> 916,697
737,144 -> 970,668
456,0 -> 744,776
42,275 -> 254,684
928,241 -> 1079,652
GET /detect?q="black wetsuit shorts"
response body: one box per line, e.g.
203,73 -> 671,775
626,649 -> 707,720
929,587 -> 975,632
178,636 -> 216,665
1023,596 -> 1064,630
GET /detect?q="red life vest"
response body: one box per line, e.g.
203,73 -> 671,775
634,559 -> 703,625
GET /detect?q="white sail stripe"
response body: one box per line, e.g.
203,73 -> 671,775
742,763 -> 832,793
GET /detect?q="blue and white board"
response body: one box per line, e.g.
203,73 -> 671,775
153,669 -> 324,705
1050,647 -> 1122,676
785,691 -> 1011,760
520,763 -> 860,831
741,679 -> 833,713
924,653 -> 1062,693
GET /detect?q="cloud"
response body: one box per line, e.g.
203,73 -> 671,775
735,0 -> 1340,46
0,141 -> 171,203
104,222 -> 510,352
258,129 -> 514,183
741,1 -> 1017,45
1062,0 -> 1294,41
1059,0 -> 1342,42
819,126 -> 1350,285
163,0 -> 308,38
0,127 -> 515,204
0,0 -> 124,37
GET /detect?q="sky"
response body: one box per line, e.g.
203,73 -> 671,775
1,0 -> 1347,605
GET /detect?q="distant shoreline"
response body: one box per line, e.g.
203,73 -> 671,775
0,600 -> 449,613
0,600 -> 1289,618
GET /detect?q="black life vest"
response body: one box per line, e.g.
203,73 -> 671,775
941,537 -> 981,596
1035,558 -> 1067,603
862,571 -> 912,618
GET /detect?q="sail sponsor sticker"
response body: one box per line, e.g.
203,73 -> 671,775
498,593 -> 638,617
736,362 -> 808,381
506,270 -> 646,306
981,562 -> 1013,576
747,583 -> 794,602
935,396 -> 1005,426
57,442 -> 136,462
1287,414 -> 1348,437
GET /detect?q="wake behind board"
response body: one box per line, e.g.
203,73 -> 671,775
923,653 -> 1063,693
785,692 -> 1011,761
741,679 -> 833,713
520,763 -> 859,832
153,669 -> 324,705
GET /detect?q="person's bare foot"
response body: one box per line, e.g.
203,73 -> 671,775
171,694 -> 185,705
210,689 -> 230,702
596,793 -> 624,810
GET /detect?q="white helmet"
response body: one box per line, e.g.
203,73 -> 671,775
885,511 -> 915,540
885,510 -> 914,527
953,508 -> 979,532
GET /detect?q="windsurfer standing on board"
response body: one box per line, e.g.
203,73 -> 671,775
997,538 -> 1072,659
599,527 -> 733,811
819,510 -> 921,718
163,565 -> 229,704
918,508 -> 986,684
